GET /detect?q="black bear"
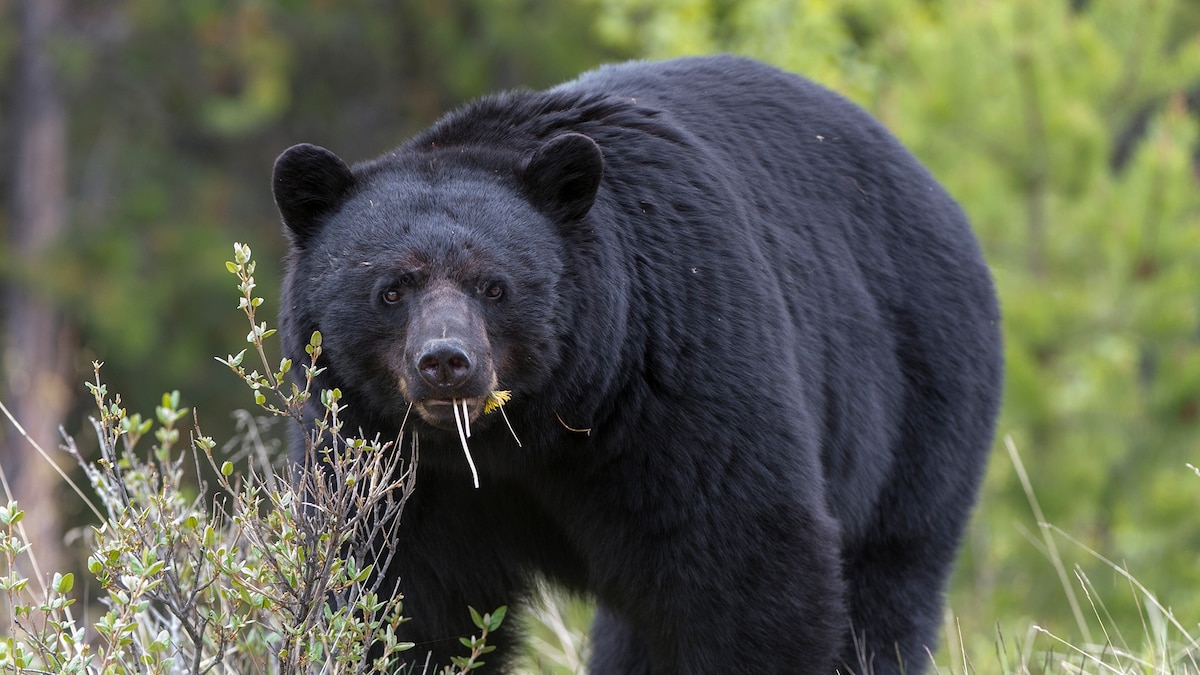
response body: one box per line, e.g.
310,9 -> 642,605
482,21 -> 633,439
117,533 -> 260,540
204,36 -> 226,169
272,55 -> 1003,674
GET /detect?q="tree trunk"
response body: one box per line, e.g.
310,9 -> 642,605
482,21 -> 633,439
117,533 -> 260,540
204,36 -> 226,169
2,0 -> 72,582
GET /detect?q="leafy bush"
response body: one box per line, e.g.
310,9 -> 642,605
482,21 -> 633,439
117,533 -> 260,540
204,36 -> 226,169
0,243 -> 504,673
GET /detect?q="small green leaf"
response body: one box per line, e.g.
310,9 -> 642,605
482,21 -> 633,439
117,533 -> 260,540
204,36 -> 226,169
150,629 -> 170,653
52,572 -> 73,594
488,605 -> 507,631
234,243 -> 251,264
0,504 -> 22,526
221,461 -> 234,477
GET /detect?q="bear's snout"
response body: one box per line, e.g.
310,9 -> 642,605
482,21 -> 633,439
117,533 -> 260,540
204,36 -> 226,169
400,283 -> 497,406
403,332 -> 499,431
416,338 -> 474,388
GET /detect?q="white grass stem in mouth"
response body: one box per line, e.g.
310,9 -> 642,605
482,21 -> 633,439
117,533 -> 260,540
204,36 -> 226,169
452,398 -> 480,489
461,398 -> 471,438
498,405 -> 522,447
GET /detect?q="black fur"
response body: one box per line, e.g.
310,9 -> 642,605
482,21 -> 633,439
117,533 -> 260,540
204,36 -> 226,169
272,55 -> 1003,674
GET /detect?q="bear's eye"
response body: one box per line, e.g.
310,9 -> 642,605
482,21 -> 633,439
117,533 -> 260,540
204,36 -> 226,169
483,282 -> 505,301
382,288 -> 402,304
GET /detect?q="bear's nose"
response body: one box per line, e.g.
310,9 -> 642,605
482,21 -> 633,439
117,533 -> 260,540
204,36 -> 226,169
416,339 -> 474,388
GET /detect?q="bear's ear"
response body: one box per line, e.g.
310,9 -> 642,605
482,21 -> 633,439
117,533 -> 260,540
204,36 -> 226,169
521,133 -> 603,222
272,143 -> 355,247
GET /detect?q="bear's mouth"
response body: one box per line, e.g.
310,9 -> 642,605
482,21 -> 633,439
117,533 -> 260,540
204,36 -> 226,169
415,396 -> 486,430
407,389 -> 521,491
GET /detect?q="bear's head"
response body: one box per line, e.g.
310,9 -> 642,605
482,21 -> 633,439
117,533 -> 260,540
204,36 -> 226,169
271,134 -> 603,434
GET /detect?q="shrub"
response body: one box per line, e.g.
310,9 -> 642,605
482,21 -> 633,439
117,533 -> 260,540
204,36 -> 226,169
0,243 -> 505,674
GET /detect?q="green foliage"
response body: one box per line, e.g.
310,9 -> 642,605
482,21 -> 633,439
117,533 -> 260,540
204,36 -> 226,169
590,0 -> 1200,664
0,244 -> 505,673
449,606 -> 508,672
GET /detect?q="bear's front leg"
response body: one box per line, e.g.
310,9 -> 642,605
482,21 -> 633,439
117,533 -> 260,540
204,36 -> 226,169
580,463 -> 850,674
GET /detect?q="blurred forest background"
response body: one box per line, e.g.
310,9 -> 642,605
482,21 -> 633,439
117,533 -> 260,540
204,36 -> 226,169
3,0 -> 1200,668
